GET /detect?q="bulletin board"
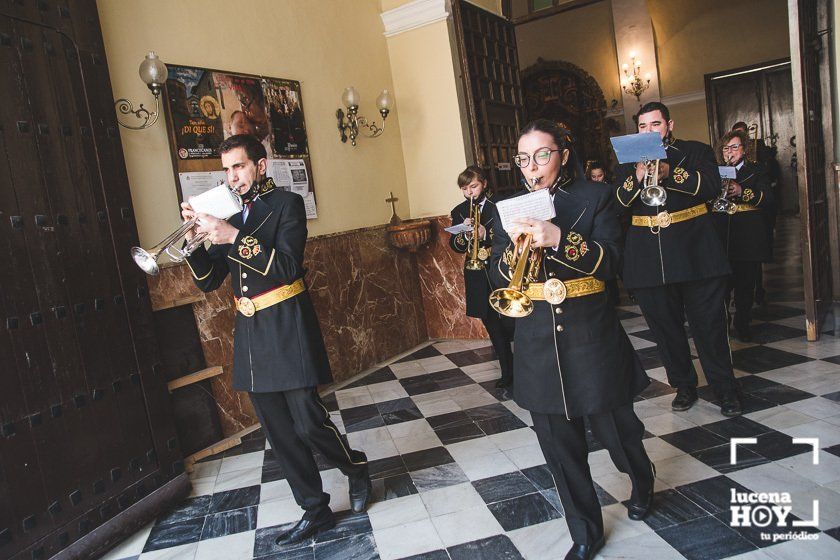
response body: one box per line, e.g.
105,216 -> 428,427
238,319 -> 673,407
161,63 -> 318,218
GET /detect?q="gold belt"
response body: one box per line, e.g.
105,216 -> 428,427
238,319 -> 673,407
631,203 -> 708,234
523,276 -> 605,305
734,204 -> 758,213
234,278 -> 305,317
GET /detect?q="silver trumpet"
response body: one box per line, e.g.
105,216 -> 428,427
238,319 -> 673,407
640,158 -> 667,206
131,184 -> 243,276
713,156 -> 738,215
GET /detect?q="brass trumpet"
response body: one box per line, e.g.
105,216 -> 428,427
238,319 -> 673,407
489,177 -> 544,317
640,158 -> 667,206
464,196 -> 486,271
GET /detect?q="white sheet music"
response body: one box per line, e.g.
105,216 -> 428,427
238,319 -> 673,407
189,185 -> 243,220
444,223 -> 472,235
495,188 -> 556,232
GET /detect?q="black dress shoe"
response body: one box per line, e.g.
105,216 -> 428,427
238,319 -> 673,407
495,378 -> 512,389
671,387 -> 698,411
564,536 -> 605,560
349,467 -> 373,513
720,393 -> 743,417
628,462 -> 656,520
275,509 -> 335,545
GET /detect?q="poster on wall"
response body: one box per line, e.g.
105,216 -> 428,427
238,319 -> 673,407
163,64 -> 318,219
166,66 -> 225,159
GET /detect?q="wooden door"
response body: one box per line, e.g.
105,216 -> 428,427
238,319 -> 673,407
453,0 -> 525,195
0,2 -> 184,558
788,0 -> 834,340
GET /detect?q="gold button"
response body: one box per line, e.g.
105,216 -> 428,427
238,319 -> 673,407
556,324 -> 564,332
242,272 -> 248,279
555,307 -> 563,314
242,286 -> 248,293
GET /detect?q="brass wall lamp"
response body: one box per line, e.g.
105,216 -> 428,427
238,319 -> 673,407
336,87 -> 393,146
114,51 -> 168,130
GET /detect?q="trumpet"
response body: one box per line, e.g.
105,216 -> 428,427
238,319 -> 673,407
713,156 -> 738,215
464,196 -> 487,271
131,184 -> 243,276
489,177 -> 545,317
640,158 -> 667,206
748,123 -> 759,163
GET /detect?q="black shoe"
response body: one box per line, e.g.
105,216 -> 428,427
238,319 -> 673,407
628,462 -> 656,520
349,467 -> 373,514
720,393 -> 743,417
564,536 -> 605,560
735,327 -> 753,343
275,509 -> 335,545
495,378 -> 512,389
671,387 -> 698,411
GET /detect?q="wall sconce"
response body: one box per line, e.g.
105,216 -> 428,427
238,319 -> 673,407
114,51 -> 168,130
336,87 -> 392,146
621,53 -> 651,101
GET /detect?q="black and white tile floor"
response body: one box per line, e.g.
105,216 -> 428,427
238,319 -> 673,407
104,218 -> 840,560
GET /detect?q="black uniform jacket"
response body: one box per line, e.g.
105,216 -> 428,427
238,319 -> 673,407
489,179 -> 649,418
710,161 -> 773,262
185,189 -> 332,393
615,138 -> 731,289
449,197 -> 498,319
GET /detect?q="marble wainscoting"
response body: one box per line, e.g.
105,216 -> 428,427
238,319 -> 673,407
415,216 -> 489,339
147,223 -> 428,436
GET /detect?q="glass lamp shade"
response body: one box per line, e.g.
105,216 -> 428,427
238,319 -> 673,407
376,90 -> 392,111
341,87 -> 360,109
139,51 -> 168,86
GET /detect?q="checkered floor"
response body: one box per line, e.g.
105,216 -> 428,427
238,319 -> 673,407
104,217 -> 840,560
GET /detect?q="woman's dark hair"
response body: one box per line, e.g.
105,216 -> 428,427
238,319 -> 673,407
585,160 -> 610,182
517,119 -> 581,181
457,165 -> 489,188
218,134 -> 267,164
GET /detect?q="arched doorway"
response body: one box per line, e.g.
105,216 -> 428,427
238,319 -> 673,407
521,58 -> 613,172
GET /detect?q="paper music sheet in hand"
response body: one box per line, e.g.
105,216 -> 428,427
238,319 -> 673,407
495,188 -> 556,232
189,185 -> 243,220
444,223 -> 473,235
718,166 -> 737,179
610,132 -> 667,164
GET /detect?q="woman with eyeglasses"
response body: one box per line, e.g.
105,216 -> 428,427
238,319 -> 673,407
489,119 -> 654,560
711,130 -> 773,342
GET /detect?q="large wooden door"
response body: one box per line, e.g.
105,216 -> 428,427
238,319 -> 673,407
453,0 -> 525,195
705,60 -> 797,214
0,2 -> 185,559
788,0 -> 834,340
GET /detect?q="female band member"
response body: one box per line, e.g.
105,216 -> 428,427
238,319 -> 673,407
448,166 -> 515,388
489,120 -> 654,560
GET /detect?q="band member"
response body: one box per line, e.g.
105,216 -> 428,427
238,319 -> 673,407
490,120 -> 654,560
180,134 -> 372,544
615,102 -> 742,416
449,166 -> 515,388
712,130 -> 773,341
585,160 -> 610,183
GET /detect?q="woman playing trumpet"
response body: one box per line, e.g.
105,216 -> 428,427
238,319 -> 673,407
711,130 -> 773,341
448,166 -> 515,388
489,120 -> 653,560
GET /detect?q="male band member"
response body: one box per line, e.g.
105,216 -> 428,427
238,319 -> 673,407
615,102 -> 742,416
491,120 -> 654,560
712,130 -> 773,341
180,134 -> 372,543
449,165 -> 515,388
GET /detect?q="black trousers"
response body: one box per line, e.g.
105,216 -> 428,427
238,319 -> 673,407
482,310 -> 515,382
632,276 -> 737,398
250,388 -> 367,513
728,261 -> 762,332
531,403 -> 652,545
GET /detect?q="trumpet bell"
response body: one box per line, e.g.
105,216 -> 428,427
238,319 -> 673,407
489,287 -> 533,318
131,246 -> 161,276
641,185 -> 667,207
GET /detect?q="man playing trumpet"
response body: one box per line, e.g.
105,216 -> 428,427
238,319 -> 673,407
180,134 -> 372,544
489,120 -> 653,560
615,101 -> 742,417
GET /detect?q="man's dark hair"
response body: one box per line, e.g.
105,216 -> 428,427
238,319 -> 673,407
636,101 -> 671,122
218,134 -> 267,164
731,121 -> 748,131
